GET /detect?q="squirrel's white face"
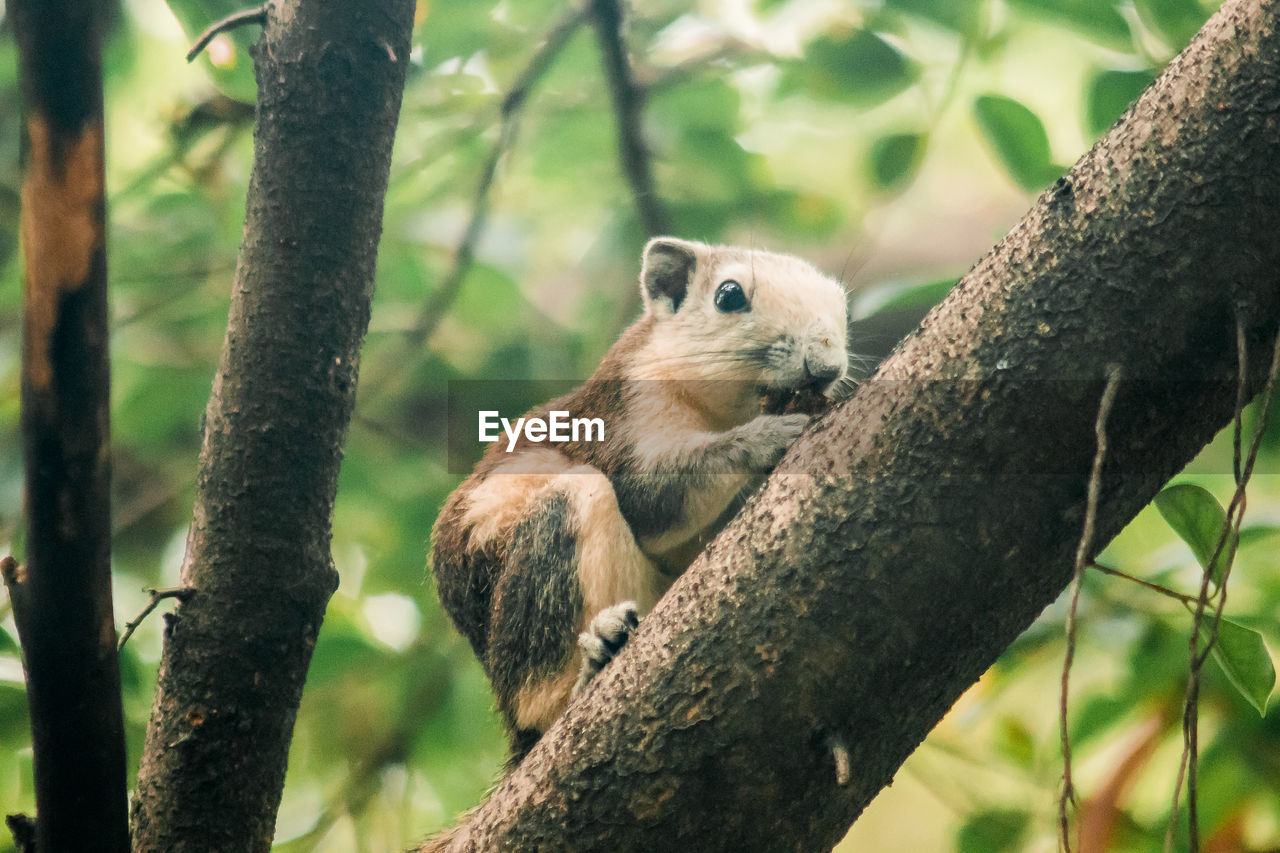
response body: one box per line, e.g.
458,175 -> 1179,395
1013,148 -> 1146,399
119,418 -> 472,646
634,237 -> 849,395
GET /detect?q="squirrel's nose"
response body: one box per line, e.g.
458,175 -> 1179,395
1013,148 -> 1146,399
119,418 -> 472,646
803,358 -> 842,388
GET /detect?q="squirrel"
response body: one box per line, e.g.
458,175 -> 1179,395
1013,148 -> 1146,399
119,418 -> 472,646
429,237 -> 849,762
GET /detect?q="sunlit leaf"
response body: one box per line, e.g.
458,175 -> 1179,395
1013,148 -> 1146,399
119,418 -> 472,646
972,95 -> 1059,191
1069,695 -> 1131,747
1085,68 -> 1157,136
868,132 -> 926,191
650,78 -> 741,135
884,0 -> 981,33
993,718 -> 1035,767
1154,483 -> 1236,587
1134,0 -> 1211,49
1205,619 -> 1275,716
1003,0 -> 1132,49
785,30 -> 919,107
867,278 -> 957,316
1238,524 -> 1280,549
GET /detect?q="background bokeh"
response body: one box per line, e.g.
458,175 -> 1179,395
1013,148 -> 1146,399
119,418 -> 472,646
1,0 -> 1277,849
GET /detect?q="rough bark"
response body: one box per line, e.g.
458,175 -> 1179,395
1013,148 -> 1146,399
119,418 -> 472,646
129,1 -> 415,851
7,0 -> 130,849
426,0 -> 1280,849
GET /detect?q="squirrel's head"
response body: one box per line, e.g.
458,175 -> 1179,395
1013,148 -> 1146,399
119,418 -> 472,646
636,237 -> 849,398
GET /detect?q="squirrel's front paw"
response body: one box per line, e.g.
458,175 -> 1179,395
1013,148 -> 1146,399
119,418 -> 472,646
574,601 -> 640,693
735,413 -> 810,470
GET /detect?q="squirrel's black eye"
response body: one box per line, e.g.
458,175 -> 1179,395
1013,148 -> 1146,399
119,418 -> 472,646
713,280 -> 749,313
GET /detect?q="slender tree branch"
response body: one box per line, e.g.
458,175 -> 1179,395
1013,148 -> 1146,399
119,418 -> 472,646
186,5 -> 268,63
118,587 -> 195,650
588,0 -> 672,237
1059,365 -> 1122,853
358,6 -> 590,413
1166,318 -> 1280,852
403,5 -> 588,354
1087,562 -> 1200,606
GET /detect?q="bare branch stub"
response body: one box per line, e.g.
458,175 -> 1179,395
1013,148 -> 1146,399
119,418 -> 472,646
4,813 -> 35,853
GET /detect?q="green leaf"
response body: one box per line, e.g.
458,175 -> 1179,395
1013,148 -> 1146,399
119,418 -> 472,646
1134,0 -> 1210,49
650,78 -> 741,135
1003,0 -> 1132,49
884,0 -> 981,33
866,277 -> 957,316
1154,483 -> 1237,586
1085,68 -> 1157,136
1205,619 -> 1275,716
956,809 -> 1030,853
786,30 -> 919,107
1238,524 -> 1280,549
972,95 -> 1058,191
868,132 -> 926,191
993,718 -> 1035,767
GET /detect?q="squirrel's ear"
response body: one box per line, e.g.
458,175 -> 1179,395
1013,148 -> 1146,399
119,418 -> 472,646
640,237 -> 698,314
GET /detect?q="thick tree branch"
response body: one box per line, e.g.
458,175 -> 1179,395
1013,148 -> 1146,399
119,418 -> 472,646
129,1 -> 415,850
425,0 -> 1280,848
9,0 -> 129,849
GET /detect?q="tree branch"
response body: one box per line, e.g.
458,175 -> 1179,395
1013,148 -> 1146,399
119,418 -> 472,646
185,5 -> 268,63
9,0 -> 129,848
118,587 -> 194,650
423,0 -> 1280,848
401,4 -> 590,355
589,0 -> 672,237
130,2 -> 416,849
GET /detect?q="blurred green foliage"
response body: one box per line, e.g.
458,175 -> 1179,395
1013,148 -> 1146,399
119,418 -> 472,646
2,0 -> 1277,850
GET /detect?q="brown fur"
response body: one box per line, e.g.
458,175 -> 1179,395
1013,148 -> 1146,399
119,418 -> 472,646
429,238 -> 848,764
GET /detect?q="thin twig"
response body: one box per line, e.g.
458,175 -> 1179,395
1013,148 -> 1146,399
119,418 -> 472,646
588,0 -> 672,238
1165,319 -> 1280,853
1059,364 -> 1122,853
402,4 -> 590,355
186,5 -> 268,63
118,587 -> 195,650
1086,561 -> 1200,606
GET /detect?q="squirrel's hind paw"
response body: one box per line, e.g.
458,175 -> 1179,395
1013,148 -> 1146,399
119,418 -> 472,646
574,601 -> 640,693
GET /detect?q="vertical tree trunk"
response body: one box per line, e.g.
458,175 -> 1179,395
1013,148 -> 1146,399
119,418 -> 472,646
129,2 -> 415,850
7,0 -> 130,849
